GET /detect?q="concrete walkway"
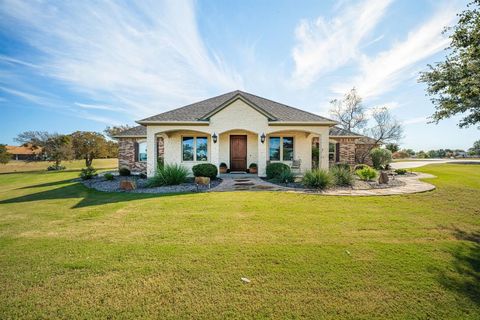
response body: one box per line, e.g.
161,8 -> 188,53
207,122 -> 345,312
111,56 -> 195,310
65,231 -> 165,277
211,172 -> 436,196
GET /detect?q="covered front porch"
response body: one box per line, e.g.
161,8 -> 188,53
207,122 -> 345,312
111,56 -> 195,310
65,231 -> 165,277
146,126 -> 330,177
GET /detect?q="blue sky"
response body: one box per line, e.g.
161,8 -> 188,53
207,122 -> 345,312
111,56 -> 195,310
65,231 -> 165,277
0,0 -> 478,150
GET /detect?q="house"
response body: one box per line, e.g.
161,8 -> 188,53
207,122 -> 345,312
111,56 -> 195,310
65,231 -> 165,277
114,90 -> 376,177
6,145 -> 42,161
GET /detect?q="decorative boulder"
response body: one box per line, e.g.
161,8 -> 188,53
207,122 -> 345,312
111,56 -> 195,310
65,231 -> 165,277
195,176 -> 210,186
378,171 -> 389,184
120,180 -> 136,191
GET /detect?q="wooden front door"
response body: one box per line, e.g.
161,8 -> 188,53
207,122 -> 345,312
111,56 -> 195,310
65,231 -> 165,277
230,135 -> 247,171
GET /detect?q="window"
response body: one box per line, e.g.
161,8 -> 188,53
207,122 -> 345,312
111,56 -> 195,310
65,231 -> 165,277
182,136 -> 208,161
269,136 -> 294,161
283,137 -> 294,161
329,143 -> 336,161
269,137 -> 281,161
138,141 -> 147,162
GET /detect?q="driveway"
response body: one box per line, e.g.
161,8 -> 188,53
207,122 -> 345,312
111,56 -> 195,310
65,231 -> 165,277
391,159 -> 480,169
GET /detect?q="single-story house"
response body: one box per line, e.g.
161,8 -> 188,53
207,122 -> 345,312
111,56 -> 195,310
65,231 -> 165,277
114,90 -> 376,177
6,145 -> 42,161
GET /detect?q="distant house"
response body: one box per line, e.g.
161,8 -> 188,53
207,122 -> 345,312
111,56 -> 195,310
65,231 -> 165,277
114,90 -> 377,177
6,145 -> 42,161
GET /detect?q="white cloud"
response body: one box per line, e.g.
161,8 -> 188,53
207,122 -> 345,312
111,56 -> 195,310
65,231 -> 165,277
291,0 -> 392,87
331,4 -> 459,99
0,0 -> 243,118
74,102 -> 122,112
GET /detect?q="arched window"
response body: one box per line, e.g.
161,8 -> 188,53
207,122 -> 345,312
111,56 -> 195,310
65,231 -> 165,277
138,141 -> 147,162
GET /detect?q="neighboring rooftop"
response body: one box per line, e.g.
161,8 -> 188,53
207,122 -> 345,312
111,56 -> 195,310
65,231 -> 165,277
6,145 -> 42,155
137,90 -> 337,124
329,126 -> 363,137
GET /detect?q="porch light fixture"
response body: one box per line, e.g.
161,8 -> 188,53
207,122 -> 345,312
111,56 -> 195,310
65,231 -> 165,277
260,133 -> 266,143
212,133 -> 218,143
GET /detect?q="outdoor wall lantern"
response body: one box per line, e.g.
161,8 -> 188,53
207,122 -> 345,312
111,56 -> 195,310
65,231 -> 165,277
212,133 -> 218,143
260,133 -> 266,143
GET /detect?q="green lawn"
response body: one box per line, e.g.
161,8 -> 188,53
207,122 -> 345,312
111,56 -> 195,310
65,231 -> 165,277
0,164 -> 479,319
0,158 -> 118,173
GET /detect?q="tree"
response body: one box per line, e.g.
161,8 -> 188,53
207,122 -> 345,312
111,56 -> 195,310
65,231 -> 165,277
469,140 -> 480,156
43,135 -> 73,166
0,144 -> 11,164
15,131 -> 50,154
104,125 -> 133,139
419,1 -> 480,128
385,143 -> 399,153
105,140 -> 119,158
329,88 -> 368,132
70,131 -> 109,167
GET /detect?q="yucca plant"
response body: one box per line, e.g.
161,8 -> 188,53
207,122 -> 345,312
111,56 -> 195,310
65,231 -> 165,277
302,169 -> 332,189
330,165 -> 354,186
146,163 -> 188,187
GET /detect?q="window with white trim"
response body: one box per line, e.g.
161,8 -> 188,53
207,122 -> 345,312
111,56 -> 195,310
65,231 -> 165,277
182,136 -> 208,161
138,141 -> 147,162
329,143 -> 336,161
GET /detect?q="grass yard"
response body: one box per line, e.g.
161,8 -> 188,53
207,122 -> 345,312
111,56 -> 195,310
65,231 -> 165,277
0,163 -> 479,319
0,159 -> 118,173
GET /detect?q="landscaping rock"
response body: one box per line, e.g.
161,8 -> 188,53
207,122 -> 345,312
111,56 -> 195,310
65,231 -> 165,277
120,180 -> 136,190
378,171 -> 389,184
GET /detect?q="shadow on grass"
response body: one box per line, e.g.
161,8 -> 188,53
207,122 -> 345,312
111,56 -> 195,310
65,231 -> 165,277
18,179 -> 77,189
438,229 -> 480,305
1,181 -> 183,209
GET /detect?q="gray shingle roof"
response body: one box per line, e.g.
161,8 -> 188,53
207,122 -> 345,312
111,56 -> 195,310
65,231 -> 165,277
138,90 -> 336,123
329,126 -> 363,137
113,125 -> 146,137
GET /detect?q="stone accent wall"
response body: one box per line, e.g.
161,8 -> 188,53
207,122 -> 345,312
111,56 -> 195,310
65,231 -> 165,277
118,137 -> 165,174
333,137 -> 356,165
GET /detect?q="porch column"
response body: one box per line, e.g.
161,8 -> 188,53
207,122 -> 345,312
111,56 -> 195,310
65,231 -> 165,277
146,128 -> 157,177
257,134 -> 267,177
320,133 -> 329,170
211,134 -> 220,169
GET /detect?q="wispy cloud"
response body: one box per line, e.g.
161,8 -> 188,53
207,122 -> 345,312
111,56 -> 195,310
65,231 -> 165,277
74,102 -> 122,112
291,0 -> 392,87
331,3 -> 458,99
403,116 -> 428,125
0,0 -> 243,118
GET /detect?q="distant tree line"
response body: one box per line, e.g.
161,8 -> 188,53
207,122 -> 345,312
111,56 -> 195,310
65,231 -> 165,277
391,140 -> 480,159
6,126 -> 129,167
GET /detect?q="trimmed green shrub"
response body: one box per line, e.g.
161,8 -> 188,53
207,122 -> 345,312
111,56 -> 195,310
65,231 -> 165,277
80,166 -> 97,180
146,163 -> 188,187
370,148 -> 392,170
354,164 -> 369,171
249,163 -> 257,169
139,173 -> 147,179
104,173 -> 114,181
356,167 -> 378,181
395,168 -> 407,175
47,164 -> 65,171
192,163 -> 218,179
119,167 -> 131,176
266,162 -> 290,180
219,162 -> 227,168
330,166 -> 354,186
302,169 -> 332,189
277,170 -> 295,184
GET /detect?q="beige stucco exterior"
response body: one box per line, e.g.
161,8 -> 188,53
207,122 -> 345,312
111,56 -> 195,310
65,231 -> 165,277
145,98 -> 331,177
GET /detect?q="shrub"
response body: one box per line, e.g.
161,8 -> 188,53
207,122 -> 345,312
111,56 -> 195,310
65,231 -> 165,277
104,173 -> 114,181
192,163 -> 218,179
119,167 -> 131,176
80,166 -> 97,180
266,162 -> 290,180
249,163 -> 257,169
356,167 -> 378,181
146,163 -> 188,187
370,148 -> 392,170
334,162 -> 351,171
330,166 -> 354,186
219,162 -> 227,168
139,172 -> 147,179
47,164 -> 66,171
302,169 -> 332,189
354,164 -> 369,171
276,170 -> 295,184
395,168 -> 407,175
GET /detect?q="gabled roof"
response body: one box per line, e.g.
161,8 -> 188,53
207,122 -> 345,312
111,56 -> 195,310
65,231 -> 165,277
112,125 -> 147,138
137,90 -> 336,124
329,126 -> 363,137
